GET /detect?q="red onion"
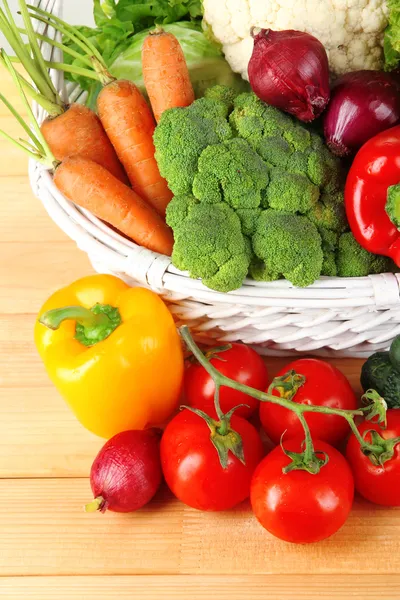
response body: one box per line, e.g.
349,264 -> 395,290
248,28 -> 330,122
324,70 -> 400,157
85,429 -> 162,514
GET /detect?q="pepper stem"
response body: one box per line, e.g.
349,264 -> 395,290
39,304 -> 122,347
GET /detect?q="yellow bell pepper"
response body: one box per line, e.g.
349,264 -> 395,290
34,274 -> 184,438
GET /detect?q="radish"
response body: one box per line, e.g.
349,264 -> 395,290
85,429 -> 162,514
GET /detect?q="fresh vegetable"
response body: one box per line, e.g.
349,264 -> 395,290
96,78 -> 173,216
142,27 -> 195,122
361,336 -> 400,408
203,0 -> 390,78
184,343 -> 268,419
260,359 -> 357,446
346,409 -> 400,507
384,0 -> 400,70
161,409 -> 264,511
345,125 -> 400,266
0,0 -> 127,182
324,71 -> 400,157
336,232 -> 393,277
29,6 -> 173,217
251,211 -> 323,288
248,29 -> 330,122
54,156 -> 174,255
158,89 -> 371,291
250,439 -> 354,543
85,429 -> 162,514
35,275 -> 184,438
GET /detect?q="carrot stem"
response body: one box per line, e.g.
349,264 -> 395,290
44,61 -> 102,82
17,0 -> 60,103
18,28 -> 94,68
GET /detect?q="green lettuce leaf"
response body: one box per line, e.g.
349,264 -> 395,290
384,0 -> 400,70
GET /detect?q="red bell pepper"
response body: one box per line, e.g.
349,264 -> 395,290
345,125 -> 400,266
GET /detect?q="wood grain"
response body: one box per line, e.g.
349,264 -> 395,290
1,575 -> 400,600
0,479 -> 399,577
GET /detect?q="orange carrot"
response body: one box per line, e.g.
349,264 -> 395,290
41,104 -> 129,184
54,156 -> 174,256
97,79 -> 173,217
142,28 -> 195,122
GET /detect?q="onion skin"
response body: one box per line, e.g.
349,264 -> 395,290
324,71 -> 400,157
248,29 -> 330,122
86,429 -> 162,514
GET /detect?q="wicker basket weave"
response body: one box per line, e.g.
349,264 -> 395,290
29,0 -> 400,357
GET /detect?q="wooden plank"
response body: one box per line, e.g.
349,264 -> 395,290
1,575 -> 400,600
0,243 -> 91,314
0,387 -> 101,478
0,177 -> 71,242
0,478 -> 399,577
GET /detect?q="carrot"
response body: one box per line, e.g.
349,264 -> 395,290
142,28 -> 195,122
41,104 -> 129,184
0,0 -> 128,184
27,6 -> 173,217
54,157 -> 174,256
55,157 -> 174,256
97,79 -> 173,217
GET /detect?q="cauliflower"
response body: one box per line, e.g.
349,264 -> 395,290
203,0 -> 389,77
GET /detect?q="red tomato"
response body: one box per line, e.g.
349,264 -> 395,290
260,359 -> 357,446
250,439 -> 354,544
160,409 -> 264,511
184,344 -> 268,419
346,409 -> 400,507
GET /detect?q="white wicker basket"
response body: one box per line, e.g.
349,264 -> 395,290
29,0 -> 400,357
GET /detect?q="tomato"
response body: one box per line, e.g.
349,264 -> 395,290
160,409 -> 264,511
346,409 -> 400,507
250,439 -> 354,544
260,359 -> 357,446
184,344 -> 268,419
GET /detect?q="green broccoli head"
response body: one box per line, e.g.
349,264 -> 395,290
266,168 -> 320,214
204,85 -> 239,116
337,232 -> 392,277
319,227 -> 339,277
249,257 -> 280,282
192,138 -> 269,209
154,97 -> 232,196
166,197 -> 250,292
252,210 -> 323,287
307,195 -> 348,233
386,183 -> 400,228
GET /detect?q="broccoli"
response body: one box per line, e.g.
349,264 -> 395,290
192,138 -> 269,209
166,197 -> 250,292
319,227 -> 338,277
154,97 -> 232,196
307,195 -> 348,233
386,183 -> 400,228
204,85 -> 238,116
249,256 -> 280,282
266,169 -> 320,214
337,232 -> 391,277
252,210 -> 324,287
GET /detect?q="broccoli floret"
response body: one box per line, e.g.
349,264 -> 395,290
337,232 -> 391,277
307,196 -> 348,233
386,183 -> 400,228
252,210 -> 324,287
204,85 -> 238,116
266,169 -> 320,214
319,227 -> 339,277
154,97 -> 232,196
236,208 -> 263,236
164,194 -> 199,230
192,138 -> 269,209
249,257 -> 280,282
166,200 -> 250,292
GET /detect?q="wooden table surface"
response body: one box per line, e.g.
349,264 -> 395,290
1,71 -> 400,600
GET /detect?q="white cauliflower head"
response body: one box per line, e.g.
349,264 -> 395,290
203,0 -> 389,78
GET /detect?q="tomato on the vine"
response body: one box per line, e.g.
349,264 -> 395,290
160,409 -> 264,511
250,438 -> 354,543
260,359 -> 357,446
346,409 -> 400,507
184,343 -> 268,419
